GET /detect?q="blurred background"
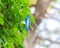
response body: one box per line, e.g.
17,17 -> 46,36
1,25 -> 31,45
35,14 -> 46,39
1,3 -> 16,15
24,0 -> 60,48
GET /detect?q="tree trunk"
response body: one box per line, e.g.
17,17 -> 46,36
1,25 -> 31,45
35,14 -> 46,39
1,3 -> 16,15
24,0 -> 52,48
34,0 -> 52,24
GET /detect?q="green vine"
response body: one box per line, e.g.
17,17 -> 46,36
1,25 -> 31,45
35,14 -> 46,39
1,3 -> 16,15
0,0 -> 35,48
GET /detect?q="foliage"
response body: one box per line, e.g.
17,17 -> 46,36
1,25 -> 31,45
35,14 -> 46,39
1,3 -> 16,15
0,0 -> 35,48
30,0 -> 37,5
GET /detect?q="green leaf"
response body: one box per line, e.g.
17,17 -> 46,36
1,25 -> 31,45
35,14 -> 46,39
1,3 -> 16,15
8,42 -> 14,48
22,30 -> 28,37
0,0 -> 2,5
30,14 -> 35,24
0,13 -> 4,25
0,38 -> 3,44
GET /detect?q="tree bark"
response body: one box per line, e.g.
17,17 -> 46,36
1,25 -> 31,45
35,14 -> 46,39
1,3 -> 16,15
34,0 -> 52,24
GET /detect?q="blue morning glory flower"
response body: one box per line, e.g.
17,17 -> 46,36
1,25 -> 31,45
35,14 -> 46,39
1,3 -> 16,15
25,14 -> 30,31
